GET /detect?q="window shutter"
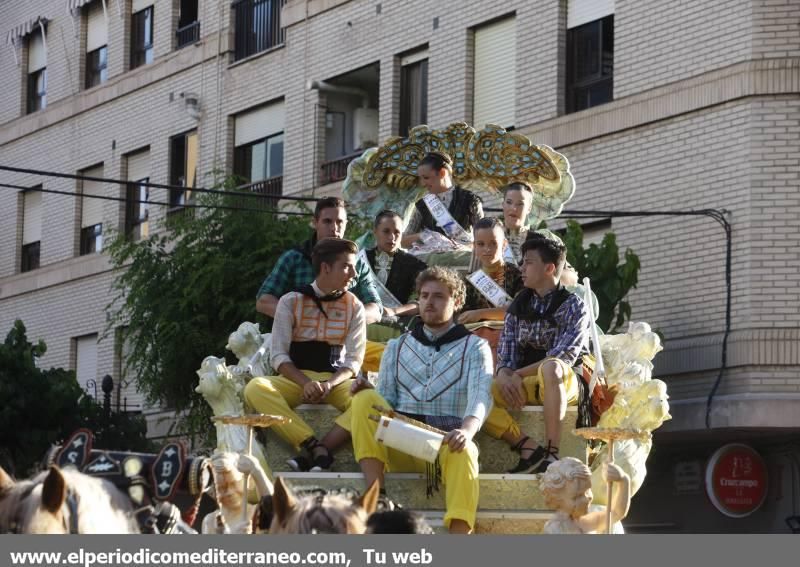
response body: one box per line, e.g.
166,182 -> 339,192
235,101 -> 286,147
86,3 -> 107,52
401,48 -> 428,66
81,165 -> 105,228
76,335 -> 98,397
28,31 -> 46,72
127,149 -> 150,181
473,17 -> 516,130
23,190 -> 42,244
132,0 -> 154,13
568,0 -> 614,29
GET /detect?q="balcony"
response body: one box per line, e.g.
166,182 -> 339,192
176,21 -> 200,49
315,63 -> 380,185
239,176 -> 283,210
232,0 -> 287,62
320,151 -> 361,185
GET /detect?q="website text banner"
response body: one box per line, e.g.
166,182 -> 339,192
0,535 -> 792,567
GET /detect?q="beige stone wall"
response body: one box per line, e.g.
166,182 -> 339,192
1,0 -> 798,431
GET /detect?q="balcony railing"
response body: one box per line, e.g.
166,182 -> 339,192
176,20 -> 200,48
320,152 -> 361,185
239,176 -> 283,210
232,0 -> 287,62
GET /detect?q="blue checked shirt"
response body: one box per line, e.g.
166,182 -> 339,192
377,330 -> 494,429
497,287 -> 590,371
256,238 -> 382,310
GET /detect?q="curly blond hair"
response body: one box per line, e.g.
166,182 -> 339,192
415,266 -> 466,310
540,457 -> 592,509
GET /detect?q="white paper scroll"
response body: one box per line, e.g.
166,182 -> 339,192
374,416 -> 443,463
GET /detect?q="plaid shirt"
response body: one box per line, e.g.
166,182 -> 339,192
496,286 -> 590,371
377,329 -> 494,428
256,238 -> 382,309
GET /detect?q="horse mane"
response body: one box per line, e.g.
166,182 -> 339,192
0,466 -> 139,534
268,477 -> 381,535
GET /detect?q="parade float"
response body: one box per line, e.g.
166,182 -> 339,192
192,123 -> 671,533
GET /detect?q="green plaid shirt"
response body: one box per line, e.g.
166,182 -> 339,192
256,238 -> 382,309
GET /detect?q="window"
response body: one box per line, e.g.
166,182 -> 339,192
79,165 -> 105,255
233,101 -> 285,200
21,189 -> 42,273
169,131 -> 198,208
176,0 -> 200,48
75,334 -> 98,399
473,16 -> 516,130
125,149 -> 150,240
85,3 -> 108,88
85,46 -> 108,88
234,134 -> 284,185
27,31 -> 47,113
232,0 -> 287,61
399,50 -> 428,136
131,4 -> 154,69
566,15 -> 614,113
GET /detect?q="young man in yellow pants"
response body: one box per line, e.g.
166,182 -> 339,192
347,267 -> 494,534
244,238 -> 366,472
483,235 -> 590,474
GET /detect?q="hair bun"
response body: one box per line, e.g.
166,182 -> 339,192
426,150 -> 453,165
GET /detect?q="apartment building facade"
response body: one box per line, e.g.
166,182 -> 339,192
1,0 -> 798,532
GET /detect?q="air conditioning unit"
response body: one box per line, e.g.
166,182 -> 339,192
353,107 -> 378,150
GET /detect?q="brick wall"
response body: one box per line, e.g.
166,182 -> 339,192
1,0 -> 798,418
615,0 -> 753,98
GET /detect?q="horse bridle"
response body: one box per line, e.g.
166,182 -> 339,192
0,485 -> 79,534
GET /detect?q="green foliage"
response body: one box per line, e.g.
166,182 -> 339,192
0,320 -> 150,476
562,220 -> 641,333
105,177 -> 315,438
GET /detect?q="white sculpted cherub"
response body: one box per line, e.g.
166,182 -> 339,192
541,457 -> 630,534
201,452 -> 273,534
226,322 -> 272,378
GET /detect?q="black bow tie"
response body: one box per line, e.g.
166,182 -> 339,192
297,285 -> 344,318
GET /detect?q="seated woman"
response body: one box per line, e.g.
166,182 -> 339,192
401,152 -> 484,248
366,210 -> 428,322
501,182 -> 534,264
459,217 -> 524,363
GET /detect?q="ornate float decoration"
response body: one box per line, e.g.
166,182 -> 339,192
343,122 -> 575,228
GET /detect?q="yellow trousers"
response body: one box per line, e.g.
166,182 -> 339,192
482,358 -> 579,440
362,341 -> 385,373
349,389 -> 480,531
243,370 -> 352,450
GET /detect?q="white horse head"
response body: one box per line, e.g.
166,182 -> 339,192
0,465 -> 139,534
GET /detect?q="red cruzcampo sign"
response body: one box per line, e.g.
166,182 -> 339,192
705,444 -> 768,518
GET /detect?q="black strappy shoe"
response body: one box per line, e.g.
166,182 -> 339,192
507,436 -> 548,474
531,443 -> 559,474
287,437 -> 334,472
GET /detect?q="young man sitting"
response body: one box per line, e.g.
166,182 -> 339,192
244,238 -> 366,472
256,197 -> 383,325
482,236 -> 590,474
346,266 -> 494,534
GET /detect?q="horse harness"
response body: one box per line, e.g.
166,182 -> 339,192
0,482 -> 80,534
